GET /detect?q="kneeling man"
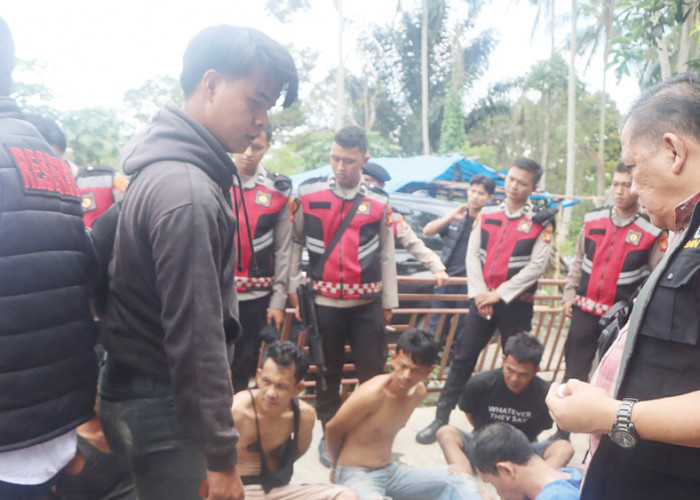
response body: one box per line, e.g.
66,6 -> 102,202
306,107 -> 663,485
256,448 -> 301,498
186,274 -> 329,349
437,333 -> 573,474
471,423 -> 582,500
233,341 -> 357,500
326,329 -> 481,500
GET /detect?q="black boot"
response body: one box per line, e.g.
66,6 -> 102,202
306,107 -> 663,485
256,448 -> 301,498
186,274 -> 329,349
416,403 -> 451,444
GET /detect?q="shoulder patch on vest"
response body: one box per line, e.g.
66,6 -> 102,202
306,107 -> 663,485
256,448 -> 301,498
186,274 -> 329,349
255,190 -> 272,207
657,233 -> 668,252
517,220 -> 533,234
288,198 -> 300,221
542,224 -> 553,244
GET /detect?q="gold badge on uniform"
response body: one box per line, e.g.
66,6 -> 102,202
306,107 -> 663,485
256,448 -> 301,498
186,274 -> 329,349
542,225 -> 553,244
255,190 -> 271,207
625,229 -> 642,246
357,201 -> 371,215
288,198 -> 300,221
517,220 -> 533,234
81,192 -> 95,212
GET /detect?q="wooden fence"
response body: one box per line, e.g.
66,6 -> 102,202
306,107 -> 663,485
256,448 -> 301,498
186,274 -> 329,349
266,276 -> 570,399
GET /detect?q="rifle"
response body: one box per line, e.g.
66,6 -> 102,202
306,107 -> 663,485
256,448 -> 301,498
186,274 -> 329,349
297,282 -> 327,391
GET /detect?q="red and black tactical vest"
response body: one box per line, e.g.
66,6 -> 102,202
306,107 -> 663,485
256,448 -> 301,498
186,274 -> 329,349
479,205 -> 545,300
575,206 -> 662,316
232,168 -> 291,293
299,177 -> 388,299
76,165 -> 117,229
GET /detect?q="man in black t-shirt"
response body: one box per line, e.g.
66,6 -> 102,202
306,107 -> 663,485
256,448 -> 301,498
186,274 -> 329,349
436,333 -> 573,473
422,174 -> 495,339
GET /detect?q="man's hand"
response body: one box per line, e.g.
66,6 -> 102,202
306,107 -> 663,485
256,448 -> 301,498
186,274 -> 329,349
545,379 -> 619,435
474,291 -> 500,309
288,292 -> 302,322
476,303 -> 494,320
205,469 -> 244,500
562,300 -> 574,318
266,307 -> 285,330
383,309 -> 393,324
450,203 -> 470,220
433,270 -> 449,287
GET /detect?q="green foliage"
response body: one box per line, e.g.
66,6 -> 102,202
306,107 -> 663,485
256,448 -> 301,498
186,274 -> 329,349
439,71 -> 467,153
123,75 -> 183,128
61,107 -> 125,167
610,0 -> 700,87
11,59 -> 56,117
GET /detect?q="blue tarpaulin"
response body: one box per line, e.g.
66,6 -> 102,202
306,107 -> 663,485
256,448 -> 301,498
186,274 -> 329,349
288,154 -> 578,207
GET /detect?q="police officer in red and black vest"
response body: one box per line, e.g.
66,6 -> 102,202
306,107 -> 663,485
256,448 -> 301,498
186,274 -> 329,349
561,163 -> 666,383
22,113 -> 128,229
230,125 -> 293,392
0,18 -> 97,497
289,126 -> 398,465
417,158 -> 554,444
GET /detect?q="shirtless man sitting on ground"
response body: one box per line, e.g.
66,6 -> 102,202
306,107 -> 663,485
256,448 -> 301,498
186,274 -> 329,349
233,341 -> 357,500
326,329 -> 482,500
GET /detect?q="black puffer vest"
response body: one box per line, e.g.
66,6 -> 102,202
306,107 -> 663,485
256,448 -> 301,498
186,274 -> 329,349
0,98 -> 97,452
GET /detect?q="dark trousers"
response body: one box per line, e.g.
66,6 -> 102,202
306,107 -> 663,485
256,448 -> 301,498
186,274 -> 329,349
582,439 -> 700,500
428,284 -> 469,342
315,299 -> 386,424
98,357 -> 207,500
232,295 -> 269,392
0,477 -> 55,500
563,307 -> 603,381
436,299 -> 534,412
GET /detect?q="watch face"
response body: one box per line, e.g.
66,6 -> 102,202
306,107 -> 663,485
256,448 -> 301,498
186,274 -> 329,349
611,429 -> 637,448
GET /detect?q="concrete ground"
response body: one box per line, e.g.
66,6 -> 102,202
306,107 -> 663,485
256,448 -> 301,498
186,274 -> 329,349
291,405 -> 588,498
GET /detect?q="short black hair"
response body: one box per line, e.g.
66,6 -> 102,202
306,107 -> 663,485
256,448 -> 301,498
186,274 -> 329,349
24,114 -> 67,154
471,423 -> 535,475
469,174 -> 496,195
511,157 -> 542,185
503,332 -> 543,366
333,126 -> 368,155
614,161 -> 630,174
396,328 -> 439,367
261,341 -> 310,384
180,25 -> 298,108
0,17 -> 15,97
623,71 -> 700,145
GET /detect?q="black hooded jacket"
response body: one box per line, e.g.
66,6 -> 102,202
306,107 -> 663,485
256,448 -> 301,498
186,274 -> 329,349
102,104 -> 241,471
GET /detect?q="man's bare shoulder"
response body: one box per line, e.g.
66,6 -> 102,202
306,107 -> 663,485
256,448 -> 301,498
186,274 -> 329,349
356,373 -> 393,398
232,389 -> 255,420
298,398 -> 316,429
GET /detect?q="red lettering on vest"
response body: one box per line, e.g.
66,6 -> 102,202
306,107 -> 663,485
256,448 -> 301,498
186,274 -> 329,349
8,147 -> 79,199
9,147 -> 37,189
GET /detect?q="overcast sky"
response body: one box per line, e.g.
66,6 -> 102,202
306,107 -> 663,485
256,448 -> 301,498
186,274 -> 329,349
3,0 -> 639,114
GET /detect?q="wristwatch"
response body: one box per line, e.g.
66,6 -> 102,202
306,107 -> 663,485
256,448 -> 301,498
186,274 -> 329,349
609,398 -> 639,448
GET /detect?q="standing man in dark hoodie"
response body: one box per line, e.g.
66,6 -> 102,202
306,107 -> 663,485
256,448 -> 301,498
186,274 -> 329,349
98,25 -> 298,500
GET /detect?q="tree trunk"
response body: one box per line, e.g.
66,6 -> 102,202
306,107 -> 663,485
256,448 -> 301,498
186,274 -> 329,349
562,0 -> 577,245
678,3 -> 697,72
596,0 -> 615,205
334,0 -> 345,130
421,0 -> 430,155
658,38 -> 672,80
540,0 -> 555,190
